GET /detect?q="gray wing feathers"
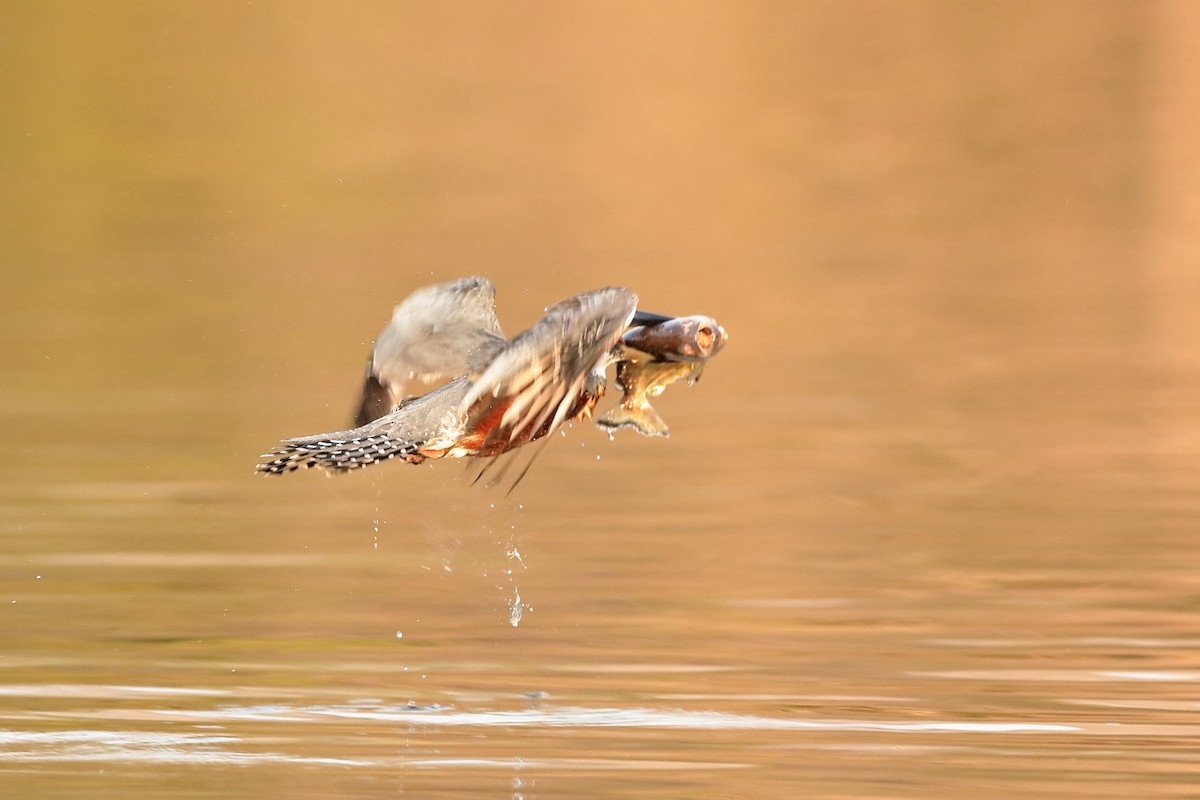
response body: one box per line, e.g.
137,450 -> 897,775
372,276 -> 505,386
356,276 -> 506,425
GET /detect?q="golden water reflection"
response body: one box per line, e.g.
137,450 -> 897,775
2,2 -> 1200,798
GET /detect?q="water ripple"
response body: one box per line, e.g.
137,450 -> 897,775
0,730 -> 366,766
163,704 -> 1081,733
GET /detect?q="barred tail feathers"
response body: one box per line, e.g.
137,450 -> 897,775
257,377 -> 471,475
257,431 -> 425,475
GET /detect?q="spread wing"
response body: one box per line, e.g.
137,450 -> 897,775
460,287 -> 638,448
355,276 -> 507,425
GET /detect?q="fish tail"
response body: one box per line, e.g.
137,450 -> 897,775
596,404 -> 670,437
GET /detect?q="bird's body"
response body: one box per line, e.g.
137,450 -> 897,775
258,281 -> 637,475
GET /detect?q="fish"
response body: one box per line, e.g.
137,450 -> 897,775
596,356 -> 705,437
598,315 -> 728,437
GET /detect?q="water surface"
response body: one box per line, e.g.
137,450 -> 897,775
3,2 -> 1200,798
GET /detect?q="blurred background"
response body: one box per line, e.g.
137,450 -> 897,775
2,2 -> 1199,797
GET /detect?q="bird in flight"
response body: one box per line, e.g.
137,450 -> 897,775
257,276 -> 725,483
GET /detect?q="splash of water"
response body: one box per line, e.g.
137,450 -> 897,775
510,589 -> 523,627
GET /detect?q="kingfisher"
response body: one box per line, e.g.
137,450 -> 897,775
256,276 -> 725,478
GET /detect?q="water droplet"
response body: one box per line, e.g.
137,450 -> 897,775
510,590 -> 524,627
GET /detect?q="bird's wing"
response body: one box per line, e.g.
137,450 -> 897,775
459,287 -> 638,447
355,276 -> 507,425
